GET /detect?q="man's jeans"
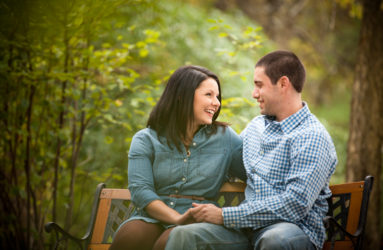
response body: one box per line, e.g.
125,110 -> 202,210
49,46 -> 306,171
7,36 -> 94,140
250,222 -> 316,250
165,222 -> 316,250
165,223 -> 249,250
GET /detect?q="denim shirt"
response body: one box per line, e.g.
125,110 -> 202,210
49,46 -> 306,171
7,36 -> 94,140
125,125 -> 244,227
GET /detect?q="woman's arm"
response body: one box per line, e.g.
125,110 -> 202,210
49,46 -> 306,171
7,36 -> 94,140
128,131 -> 194,225
227,127 -> 247,181
145,200 -> 194,225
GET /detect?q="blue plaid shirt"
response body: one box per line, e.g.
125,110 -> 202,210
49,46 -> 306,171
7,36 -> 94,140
222,103 -> 337,248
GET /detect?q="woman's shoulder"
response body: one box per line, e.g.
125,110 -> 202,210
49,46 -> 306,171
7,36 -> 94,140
208,124 -> 238,138
134,127 -> 157,136
217,123 -> 236,133
132,127 -> 159,141
129,128 -> 161,154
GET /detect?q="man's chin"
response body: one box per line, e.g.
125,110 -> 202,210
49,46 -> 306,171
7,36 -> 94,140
260,110 -> 274,117
259,109 -> 266,115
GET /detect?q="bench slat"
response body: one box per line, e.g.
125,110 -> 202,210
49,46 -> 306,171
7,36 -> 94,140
100,188 -> 131,199
88,243 -> 110,250
329,181 -> 364,194
323,241 -> 354,250
91,199 -> 112,243
219,182 -> 246,192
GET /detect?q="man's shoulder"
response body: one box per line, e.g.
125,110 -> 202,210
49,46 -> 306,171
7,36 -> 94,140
292,113 -> 335,146
293,112 -> 326,133
290,113 -> 338,166
249,115 -> 266,127
243,115 -> 266,134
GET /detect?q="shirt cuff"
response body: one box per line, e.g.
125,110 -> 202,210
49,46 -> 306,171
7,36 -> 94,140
131,189 -> 160,210
222,206 -> 246,228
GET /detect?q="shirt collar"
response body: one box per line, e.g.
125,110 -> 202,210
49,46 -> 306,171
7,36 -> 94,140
264,102 -> 310,134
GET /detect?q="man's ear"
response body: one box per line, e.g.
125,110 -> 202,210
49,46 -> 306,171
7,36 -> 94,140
279,76 -> 290,90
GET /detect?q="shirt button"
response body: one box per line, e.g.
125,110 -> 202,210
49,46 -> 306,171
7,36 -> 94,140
182,177 -> 186,182
193,142 -> 196,146
170,201 -> 174,206
175,189 -> 179,194
184,158 -> 187,162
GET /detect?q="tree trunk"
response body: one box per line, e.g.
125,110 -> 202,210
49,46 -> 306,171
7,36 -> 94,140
346,0 -> 383,249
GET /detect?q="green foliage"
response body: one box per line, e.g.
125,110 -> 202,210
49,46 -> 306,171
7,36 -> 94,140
336,0 -> 363,18
0,0 -> 271,248
1,0 -> 354,247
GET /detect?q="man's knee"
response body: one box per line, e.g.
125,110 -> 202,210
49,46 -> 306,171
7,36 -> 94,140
169,225 -> 190,238
166,224 -> 204,249
252,222 -> 314,250
167,223 -> 249,250
255,229 -> 289,249
169,223 -> 203,239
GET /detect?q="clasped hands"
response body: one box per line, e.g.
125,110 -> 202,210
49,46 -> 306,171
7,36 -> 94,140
176,203 -> 223,225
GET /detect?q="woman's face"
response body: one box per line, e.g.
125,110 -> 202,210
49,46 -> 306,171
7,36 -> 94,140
192,77 -> 220,130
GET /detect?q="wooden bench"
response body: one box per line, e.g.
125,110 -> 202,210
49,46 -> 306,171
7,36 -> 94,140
45,176 -> 373,250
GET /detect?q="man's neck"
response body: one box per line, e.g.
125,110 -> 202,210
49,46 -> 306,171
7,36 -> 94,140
275,97 -> 303,122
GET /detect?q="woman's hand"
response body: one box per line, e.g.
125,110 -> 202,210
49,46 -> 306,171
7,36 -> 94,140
175,209 -> 196,225
145,200 -> 196,225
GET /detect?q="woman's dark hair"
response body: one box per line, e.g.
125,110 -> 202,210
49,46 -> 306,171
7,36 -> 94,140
147,65 -> 227,151
255,50 -> 306,93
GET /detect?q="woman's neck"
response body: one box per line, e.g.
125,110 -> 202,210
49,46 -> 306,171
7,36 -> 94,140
184,125 -> 197,148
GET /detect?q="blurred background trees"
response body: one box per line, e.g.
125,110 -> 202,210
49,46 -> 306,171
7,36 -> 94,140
0,0 -> 381,249
345,0 -> 382,248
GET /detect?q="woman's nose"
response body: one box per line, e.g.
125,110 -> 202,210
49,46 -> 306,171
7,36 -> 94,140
212,96 -> 220,107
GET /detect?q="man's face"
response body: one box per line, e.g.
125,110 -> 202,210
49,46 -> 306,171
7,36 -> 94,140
252,67 -> 281,117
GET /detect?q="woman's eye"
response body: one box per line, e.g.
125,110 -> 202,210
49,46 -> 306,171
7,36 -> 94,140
206,93 -> 212,96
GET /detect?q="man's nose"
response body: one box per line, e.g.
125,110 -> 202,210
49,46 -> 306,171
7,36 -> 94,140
252,88 -> 259,99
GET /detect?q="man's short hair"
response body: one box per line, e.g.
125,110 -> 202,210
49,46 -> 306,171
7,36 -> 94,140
255,50 -> 306,93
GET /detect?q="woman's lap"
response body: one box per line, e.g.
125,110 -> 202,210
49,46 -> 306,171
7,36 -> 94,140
110,220 -> 164,250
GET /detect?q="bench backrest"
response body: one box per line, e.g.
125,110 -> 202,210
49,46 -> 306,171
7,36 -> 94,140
87,182 -> 246,250
323,176 -> 373,250
87,180 -> 370,250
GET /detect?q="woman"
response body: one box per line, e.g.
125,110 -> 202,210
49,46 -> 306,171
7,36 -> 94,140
110,65 -> 245,250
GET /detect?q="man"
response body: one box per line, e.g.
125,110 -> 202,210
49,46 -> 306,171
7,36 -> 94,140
165,50 -> 338,250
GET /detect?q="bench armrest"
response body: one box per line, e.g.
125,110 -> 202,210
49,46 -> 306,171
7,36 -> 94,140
324,215 -> 360,237
45,222 -> 88,249
324,175 -> 374,250
45,183 -> 106,250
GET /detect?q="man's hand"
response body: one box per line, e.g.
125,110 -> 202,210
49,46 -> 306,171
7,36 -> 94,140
190,203 -> 223,225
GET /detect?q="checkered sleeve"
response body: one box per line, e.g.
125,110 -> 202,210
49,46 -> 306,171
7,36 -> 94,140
223,130 -> 337,229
